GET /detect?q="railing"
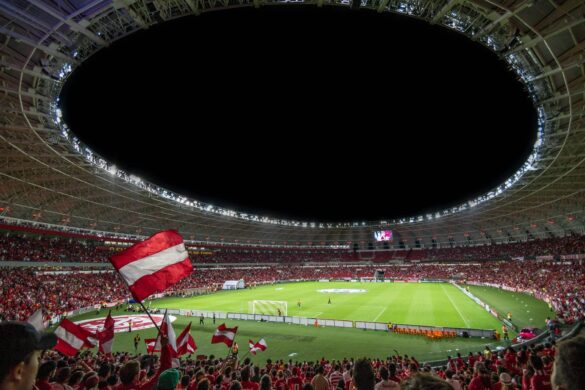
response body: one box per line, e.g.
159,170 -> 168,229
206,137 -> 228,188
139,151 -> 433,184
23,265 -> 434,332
156,308 -> 490,336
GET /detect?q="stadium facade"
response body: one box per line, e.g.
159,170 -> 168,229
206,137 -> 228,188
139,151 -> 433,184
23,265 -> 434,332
0,0 -> 584,249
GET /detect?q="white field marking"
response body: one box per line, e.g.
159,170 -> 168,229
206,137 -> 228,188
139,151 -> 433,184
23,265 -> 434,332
373,307 -> 386,322
442,284 -> 471,328
302,312 -> 323,318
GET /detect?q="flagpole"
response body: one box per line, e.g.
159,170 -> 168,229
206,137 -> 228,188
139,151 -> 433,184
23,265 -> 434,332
117,273 -> 162,334
122,280 -> 162,355
243,337 -> 264,361
240,350 -> 250,361
137,300 -> 162,333
220,333 -> 237,373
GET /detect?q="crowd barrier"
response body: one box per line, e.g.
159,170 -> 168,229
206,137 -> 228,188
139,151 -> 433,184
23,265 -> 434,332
452,283 -> 517,331
154,307 -> 490,337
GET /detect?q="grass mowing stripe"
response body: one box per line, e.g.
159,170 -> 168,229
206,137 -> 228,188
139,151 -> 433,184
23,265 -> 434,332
441,284 -> 471,328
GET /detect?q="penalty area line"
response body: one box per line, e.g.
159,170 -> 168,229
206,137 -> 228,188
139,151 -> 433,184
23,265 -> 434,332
373,307 -> 386,322
442,284 -> 471,328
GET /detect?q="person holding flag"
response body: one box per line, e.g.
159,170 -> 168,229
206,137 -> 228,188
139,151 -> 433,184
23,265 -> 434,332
116,335 -> 173,390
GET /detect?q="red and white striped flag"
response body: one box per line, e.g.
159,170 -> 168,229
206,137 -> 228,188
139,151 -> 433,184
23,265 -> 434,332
97,312 -> 115,354
176,322 -> 197,356
155,312 -> 179,367
109,230 -> 193,302
145,338 -> 159,353
54,319 -> 96,356
248,338 -> 267,355
211,324 -> 238,347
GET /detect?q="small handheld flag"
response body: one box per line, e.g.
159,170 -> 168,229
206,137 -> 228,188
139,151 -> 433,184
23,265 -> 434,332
248,338 -> 268,355
211,324 -> 238,347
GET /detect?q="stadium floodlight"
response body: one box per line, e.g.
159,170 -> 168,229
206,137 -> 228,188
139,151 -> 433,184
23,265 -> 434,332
249,300 -> 288,316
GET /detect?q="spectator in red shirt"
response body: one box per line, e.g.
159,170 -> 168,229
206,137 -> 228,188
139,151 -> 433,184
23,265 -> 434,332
287,369 -> 303,390
114,336 -> 172,390
36,361 -> 57,390
239,367 -> 258,390
529,355 -> 551,390
492,372 -> 514,390
468,363 -> 491,390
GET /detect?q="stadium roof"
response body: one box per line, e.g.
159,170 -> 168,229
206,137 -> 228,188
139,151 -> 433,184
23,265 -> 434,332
0,0 -> 584,248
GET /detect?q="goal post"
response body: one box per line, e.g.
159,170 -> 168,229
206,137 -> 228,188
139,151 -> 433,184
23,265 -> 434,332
248,300 -> 288,316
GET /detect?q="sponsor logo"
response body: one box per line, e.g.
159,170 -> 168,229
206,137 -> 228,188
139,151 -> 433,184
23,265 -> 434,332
75,314 -> 176,333
317,289 -> 367,294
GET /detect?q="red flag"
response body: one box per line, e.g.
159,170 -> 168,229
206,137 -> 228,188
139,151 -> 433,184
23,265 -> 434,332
109,230 -> 193,302
176,322 -> 197,356
54,319 -> 96,356
248,338 -> 267,355
211,324 -> 237,347
97,312 -> 115,354
145,338 -> 160,353
155,312 -> 179,367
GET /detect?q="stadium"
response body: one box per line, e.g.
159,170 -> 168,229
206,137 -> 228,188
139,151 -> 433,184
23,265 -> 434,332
0,0 -> 585,389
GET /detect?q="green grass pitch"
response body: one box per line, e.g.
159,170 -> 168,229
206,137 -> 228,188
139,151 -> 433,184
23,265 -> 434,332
70,282 -> 551,362
155,282 -> 503,328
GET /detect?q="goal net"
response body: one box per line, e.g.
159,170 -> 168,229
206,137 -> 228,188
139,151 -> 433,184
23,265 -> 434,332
248,300 -> 288,316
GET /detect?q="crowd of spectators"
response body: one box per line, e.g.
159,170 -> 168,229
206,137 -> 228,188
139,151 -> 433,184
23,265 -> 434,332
2,232 -> 585,264
0,261 -> 582,326
4,322 -> 585,390
0,269 -> 127,322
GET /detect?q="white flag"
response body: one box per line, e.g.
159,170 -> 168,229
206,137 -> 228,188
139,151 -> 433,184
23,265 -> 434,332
27,309 -> 44,332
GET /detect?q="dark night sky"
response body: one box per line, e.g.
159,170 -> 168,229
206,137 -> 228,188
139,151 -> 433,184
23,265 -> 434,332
60,5 -> 537,222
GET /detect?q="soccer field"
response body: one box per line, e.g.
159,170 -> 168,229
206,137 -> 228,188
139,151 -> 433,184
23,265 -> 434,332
153,282 -> 501,329
70,283 -> 551,362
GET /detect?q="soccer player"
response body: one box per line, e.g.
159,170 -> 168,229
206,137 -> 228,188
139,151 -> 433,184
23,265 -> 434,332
328,298 -> 331,304
502,324 -> 509,341
200,315 -> 204,325
507,311 -> 513,322
297,300 -> 301,309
